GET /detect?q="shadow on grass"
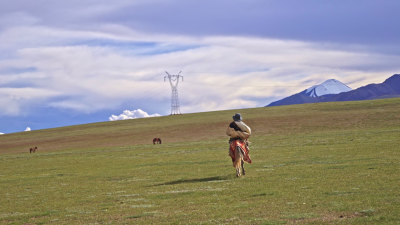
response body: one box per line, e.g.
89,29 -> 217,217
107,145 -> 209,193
152,175 -> 232,186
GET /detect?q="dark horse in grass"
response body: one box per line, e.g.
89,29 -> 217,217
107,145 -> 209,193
29,146 -> 38,153
153,138 -> 162,144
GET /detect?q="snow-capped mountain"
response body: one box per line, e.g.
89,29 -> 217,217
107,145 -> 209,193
267,78 -> 352,106
267,74 -> 400,107
305,79 -> 352,97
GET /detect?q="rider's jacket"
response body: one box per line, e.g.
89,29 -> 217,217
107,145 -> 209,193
226,121 -> 251,140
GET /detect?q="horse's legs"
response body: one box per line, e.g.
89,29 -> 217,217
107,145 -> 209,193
235,159 -> 241,177
236,166 -> 241,177
235,146 -> 244,177
241,160 -> 245,175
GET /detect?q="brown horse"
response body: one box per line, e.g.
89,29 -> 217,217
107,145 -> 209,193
229,139 -> 251,177
152,138 -> 162,144
29,146 -> 38,153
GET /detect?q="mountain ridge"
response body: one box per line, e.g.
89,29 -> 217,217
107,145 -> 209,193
267,74 -> 400,107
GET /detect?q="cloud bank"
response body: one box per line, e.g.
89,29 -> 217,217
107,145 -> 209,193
109,109 -> 161,121
2,32 -> 399,117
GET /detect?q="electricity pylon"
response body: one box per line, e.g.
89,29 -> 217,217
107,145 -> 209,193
164,71 -> 183,115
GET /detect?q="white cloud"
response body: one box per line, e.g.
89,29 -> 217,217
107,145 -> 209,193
24,127 -> 31,131
109,109 -> 161,121
0,132 -> 4,135
0,87 -> 60,115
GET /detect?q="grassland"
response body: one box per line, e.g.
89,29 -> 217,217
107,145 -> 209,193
0,98 -> 399,224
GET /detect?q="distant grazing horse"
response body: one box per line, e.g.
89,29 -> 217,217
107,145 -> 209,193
29,146 -> 38,153
153,138 -> 162,145
229,139 -> 251,177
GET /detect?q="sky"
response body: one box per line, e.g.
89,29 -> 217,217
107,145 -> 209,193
1,0 -> 400,134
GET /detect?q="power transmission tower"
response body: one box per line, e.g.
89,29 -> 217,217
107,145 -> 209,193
164,71 -> 183,115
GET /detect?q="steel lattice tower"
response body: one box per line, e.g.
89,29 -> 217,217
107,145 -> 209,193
164,71 -> 183,115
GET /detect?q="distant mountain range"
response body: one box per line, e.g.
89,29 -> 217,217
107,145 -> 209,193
267,74 -> 400,107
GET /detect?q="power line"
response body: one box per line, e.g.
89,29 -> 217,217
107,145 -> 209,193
164,71 -> 183,115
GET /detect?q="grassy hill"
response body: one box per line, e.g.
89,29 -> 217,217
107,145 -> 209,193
1,98 -> 399,224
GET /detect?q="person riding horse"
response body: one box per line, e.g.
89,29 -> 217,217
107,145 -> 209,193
226,113 -> 252,176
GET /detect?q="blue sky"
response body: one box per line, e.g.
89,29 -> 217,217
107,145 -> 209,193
1,0 -> 400,134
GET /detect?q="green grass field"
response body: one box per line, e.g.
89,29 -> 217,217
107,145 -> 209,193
1,98 -> 399,224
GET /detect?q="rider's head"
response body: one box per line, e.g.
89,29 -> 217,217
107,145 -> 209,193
233,113 -> 242,122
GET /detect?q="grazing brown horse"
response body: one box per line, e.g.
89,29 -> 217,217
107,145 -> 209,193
152,138 -> 162,144
29,146 -> 38,153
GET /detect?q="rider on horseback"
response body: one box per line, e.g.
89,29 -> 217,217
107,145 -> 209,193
226,113 -> 251,141
226,113 -> 252,171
